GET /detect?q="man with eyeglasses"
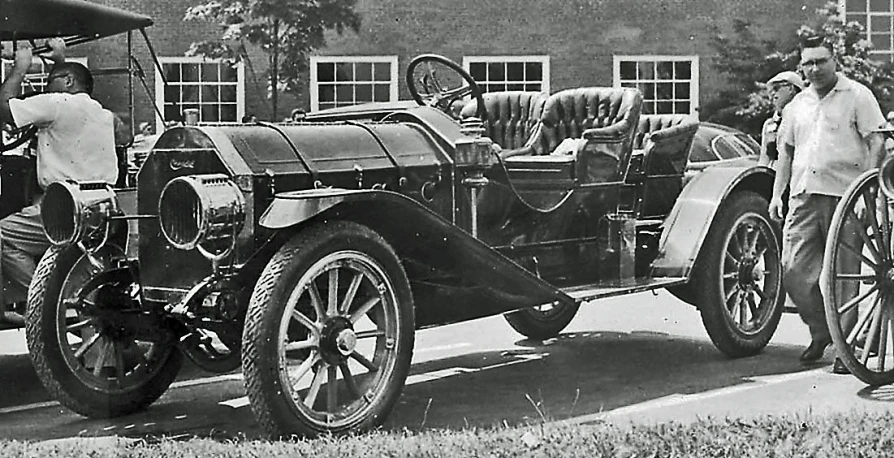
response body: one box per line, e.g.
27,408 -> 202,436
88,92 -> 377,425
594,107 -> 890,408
760,71 -> 804,168
769,36 -> 887,374
0,41 -> 117,324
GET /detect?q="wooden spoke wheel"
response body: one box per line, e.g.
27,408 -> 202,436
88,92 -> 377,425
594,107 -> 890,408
242,221 -> 414,438
822,171 -> 894,385
694,191 -> 784,357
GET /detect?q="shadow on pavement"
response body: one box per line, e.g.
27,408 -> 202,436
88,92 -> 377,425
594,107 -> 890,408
0,328 -> 821,441
386,330 -> 814,431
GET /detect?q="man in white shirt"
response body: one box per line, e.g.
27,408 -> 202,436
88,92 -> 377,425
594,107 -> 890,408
0,43 -> 118,324
770,37 -> 887,373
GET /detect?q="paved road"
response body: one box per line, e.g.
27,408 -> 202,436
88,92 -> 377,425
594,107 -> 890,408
0,291 -> 889,441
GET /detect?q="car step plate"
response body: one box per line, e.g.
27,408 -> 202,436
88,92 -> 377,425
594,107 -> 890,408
561,277 -> 687,303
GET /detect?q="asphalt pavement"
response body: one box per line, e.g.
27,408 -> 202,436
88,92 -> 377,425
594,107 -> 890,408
0,291 -> 889,441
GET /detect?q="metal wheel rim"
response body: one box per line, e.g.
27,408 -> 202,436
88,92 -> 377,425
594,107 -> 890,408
824,173 -> 894,382
276,250 -> 401,428
717,211 -> 780,336
56,251 -> 172,393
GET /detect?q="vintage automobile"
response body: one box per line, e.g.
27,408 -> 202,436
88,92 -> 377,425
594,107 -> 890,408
19,40 -> 784,438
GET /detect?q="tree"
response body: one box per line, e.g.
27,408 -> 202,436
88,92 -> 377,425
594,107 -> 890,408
703,1 -> 894,137
184,0 -> 361,120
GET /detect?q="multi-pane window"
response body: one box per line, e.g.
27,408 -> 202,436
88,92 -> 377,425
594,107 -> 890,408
1,57 -> 87,94
842,0 -> 894,60
155,57 -> 244,128
310,56 -> 398,111
463,56 -> 550,94
614,56 -> 699,116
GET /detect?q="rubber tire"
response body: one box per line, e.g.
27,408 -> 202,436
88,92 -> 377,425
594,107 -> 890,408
693,191 -> 784,358
26,246 -> 183,418
504,302 -> 581,340
242,220 -> 415,438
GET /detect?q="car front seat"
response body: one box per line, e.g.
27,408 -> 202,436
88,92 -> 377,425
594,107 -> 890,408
460,91 -> 549,158
540,87 -> 642,184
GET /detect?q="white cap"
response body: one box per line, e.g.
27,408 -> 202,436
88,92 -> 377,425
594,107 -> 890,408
766,71 -> 805,90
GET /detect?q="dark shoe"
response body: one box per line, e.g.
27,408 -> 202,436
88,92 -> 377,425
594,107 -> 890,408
832,358 -> 851,375
800,337 -> 832,363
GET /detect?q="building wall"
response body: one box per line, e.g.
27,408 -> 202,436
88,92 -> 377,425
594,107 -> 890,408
314,0 -> 827,115
58,0 -> 826,125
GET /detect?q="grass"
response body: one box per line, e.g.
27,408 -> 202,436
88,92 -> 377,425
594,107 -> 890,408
4,411 -> 894,457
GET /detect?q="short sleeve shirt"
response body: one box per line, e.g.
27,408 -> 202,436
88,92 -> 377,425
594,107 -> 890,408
779,74 -> 886,197
9,92 -> 117,189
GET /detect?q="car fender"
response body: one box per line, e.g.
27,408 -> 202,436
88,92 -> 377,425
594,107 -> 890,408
651,164 -> 775,278
259,188 -> 574,327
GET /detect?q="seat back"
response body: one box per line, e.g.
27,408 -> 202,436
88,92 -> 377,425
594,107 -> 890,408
633,114 -> 692,150
540,87 -> 641,152
461,91 -> 549,154
540,87 -> 641,183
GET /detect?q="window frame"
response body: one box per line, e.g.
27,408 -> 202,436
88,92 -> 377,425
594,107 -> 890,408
612,55 -> 700,117
154,56 -> 245,132
840,0 -> 894,60
309,55 -> 399,112
462,55 -> 551,94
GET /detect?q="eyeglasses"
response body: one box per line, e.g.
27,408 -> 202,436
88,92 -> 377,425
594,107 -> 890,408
770,83 -> 794,92
800,57 -> 831,68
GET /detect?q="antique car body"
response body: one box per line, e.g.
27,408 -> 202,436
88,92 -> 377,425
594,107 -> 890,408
16,30 -> 784,436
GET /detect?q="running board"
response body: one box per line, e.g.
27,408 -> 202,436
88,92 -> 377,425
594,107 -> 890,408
561,277 -> 688,303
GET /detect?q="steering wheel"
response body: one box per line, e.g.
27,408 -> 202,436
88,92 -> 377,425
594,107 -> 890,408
406,54 -> 487,121
1,124 -> 37,153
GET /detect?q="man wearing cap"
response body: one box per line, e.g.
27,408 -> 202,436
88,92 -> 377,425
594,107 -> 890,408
760,71 -> 804,167
769,37 -> 887,373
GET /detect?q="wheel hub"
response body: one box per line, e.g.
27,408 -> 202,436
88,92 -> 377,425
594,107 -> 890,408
320,316 -> 356,363
738,258 -> 757,285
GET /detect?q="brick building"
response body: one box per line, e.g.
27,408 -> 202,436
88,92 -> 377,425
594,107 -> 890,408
11,0 -> 889,132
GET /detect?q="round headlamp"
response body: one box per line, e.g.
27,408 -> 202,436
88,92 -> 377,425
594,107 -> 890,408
158,174 -> 245,259
41,181 -> 119,253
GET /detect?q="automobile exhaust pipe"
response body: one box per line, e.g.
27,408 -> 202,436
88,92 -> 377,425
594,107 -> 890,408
880,155 -> 894,199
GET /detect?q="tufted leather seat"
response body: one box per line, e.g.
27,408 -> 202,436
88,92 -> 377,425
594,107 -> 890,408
540,87 -> 642,183
632,114 -> 694,151
460,91 -> 549,158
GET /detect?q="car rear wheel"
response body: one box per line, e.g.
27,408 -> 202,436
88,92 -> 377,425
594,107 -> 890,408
26,245 -> 182,418
242,220 -> 414,438
504,302 -> 580,340
822,171 -> 894,385
693,191 -> 784,357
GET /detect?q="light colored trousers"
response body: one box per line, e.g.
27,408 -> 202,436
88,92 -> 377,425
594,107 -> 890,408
782,194 -> 859,343
0,202 -> 50,306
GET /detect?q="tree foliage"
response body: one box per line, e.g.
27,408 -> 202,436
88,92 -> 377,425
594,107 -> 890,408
703,1 -> 894,137
184,0 -> 361,119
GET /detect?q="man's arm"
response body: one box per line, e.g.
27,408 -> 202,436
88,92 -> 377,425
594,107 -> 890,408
867,131 -> 887,168
0,47 -> 33,125
769,142 -> 793,220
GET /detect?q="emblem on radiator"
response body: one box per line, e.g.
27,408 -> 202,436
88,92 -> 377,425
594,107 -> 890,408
170,158 -> 196,171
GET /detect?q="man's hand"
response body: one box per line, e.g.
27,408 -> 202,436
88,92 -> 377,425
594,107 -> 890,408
769,196 -> 785,221
46,38 -> 66,64
14,46 -> 32,71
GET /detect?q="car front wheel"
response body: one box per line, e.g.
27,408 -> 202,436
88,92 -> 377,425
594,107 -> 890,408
693,191 -> 784,357
242,220 -> 415,438
26,245 -> 182,418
